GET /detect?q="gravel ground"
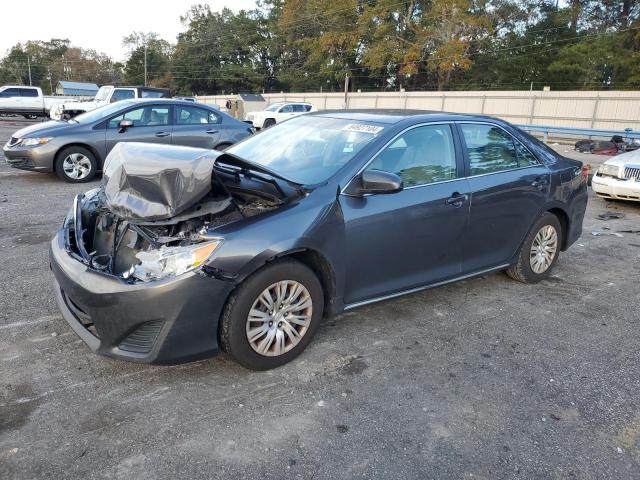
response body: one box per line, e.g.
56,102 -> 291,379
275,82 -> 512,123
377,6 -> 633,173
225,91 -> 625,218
1,118 -> 639,479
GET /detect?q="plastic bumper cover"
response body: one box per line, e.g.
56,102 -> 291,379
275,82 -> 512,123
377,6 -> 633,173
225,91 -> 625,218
592,175 -> 640,202
49,229 -> 235,364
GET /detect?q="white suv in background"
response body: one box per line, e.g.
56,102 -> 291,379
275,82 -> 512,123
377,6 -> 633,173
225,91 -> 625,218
245,102 -> 316,129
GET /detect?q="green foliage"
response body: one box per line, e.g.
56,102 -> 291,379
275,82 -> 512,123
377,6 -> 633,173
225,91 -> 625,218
1,1 -> 639,94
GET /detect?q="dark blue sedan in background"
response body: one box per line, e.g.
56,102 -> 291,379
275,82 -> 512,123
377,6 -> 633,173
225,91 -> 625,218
3,98 -> 253,182
50,110 -> 588,369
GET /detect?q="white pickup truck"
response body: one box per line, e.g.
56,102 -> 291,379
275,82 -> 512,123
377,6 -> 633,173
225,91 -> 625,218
49,85 -> 171,120
0,85 -> 73,118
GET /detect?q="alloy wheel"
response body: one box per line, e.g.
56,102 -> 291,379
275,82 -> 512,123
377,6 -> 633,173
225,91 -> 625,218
246,280 -> 313,357
529,225 -> 558,274
62,153 -> 92,180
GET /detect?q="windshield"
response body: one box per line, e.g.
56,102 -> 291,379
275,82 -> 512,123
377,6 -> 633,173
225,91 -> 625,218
94,86 -> 111,102
264,103 -> 284,112
73,102 -> 132,124
226,116 -> 385,184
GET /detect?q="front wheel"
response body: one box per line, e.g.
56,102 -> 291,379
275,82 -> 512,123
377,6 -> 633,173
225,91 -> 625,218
506,212 -> 562,283
55,146 -> 98,183
262,118 -> 276,129
219,259 -> 324,370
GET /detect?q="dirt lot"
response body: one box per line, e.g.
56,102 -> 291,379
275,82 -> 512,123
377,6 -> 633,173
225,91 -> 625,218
1,118 -> 639,479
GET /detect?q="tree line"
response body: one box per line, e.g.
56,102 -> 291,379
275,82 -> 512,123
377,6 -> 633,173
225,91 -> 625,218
1,0 -> 638,96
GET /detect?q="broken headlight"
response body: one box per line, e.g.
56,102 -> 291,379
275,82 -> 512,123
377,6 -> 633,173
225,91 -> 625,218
128,240 -> 222,282
598,164 -> 621,178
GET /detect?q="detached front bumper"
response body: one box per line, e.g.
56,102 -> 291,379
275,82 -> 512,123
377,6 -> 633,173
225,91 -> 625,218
49,229 -> 235,364
592,175 -> 640,202
3,143 -> 57,172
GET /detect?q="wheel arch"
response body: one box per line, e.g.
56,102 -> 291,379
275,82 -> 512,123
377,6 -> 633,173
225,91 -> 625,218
54,142 -> 103,170
231,247 -> 338,319
546,206 -> 570,251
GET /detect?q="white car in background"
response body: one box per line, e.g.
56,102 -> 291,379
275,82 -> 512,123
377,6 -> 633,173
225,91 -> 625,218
0,85 -> 73,118
245,102 -> 316,129
592,149 -> 640,201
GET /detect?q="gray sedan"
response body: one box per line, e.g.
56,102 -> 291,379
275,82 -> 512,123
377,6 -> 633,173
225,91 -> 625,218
3,98 -> 254,182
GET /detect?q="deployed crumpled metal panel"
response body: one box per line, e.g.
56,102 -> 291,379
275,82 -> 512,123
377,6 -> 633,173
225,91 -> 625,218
102,142 -> 221,222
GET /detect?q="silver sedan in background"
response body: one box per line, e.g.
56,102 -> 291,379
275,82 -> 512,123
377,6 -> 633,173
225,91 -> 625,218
3,98 -> 254,182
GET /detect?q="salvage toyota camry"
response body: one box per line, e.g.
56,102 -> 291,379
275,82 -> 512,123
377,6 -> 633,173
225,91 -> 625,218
50,110 -> 588,370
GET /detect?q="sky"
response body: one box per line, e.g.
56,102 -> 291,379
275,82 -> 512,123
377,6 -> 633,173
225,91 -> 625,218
0,0 -> 258,61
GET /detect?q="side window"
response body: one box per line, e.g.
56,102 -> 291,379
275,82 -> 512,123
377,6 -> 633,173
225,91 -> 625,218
292,104 -> 306,113
176,106 -> 219,125
20,88 -> 38,97
367,124 -> 457,187
279,104 -> 293,113
140,90 -> 165,98
460,124 -> 519,175
108,106 -> 170,128
0,88 -> 21,97
303,104 -> 312,112
514,142 -> 540,167
110,89 -> 135,103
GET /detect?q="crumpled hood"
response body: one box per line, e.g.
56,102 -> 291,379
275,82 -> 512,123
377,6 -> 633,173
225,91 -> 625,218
12,120 -> 74,138
102,142 -> 223,222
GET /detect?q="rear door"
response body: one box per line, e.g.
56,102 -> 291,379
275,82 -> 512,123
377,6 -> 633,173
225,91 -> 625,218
172,105 -> 222,148
19,88 -> 42,112
340,123 -> 471,304
104,104 -> 173,154
457,122 -> 550,273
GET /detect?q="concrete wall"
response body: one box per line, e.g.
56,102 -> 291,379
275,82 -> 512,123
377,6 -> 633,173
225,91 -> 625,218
196,90 -> 640,131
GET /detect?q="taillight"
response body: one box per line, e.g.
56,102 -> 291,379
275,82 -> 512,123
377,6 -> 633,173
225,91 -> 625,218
581,165 -> 590,181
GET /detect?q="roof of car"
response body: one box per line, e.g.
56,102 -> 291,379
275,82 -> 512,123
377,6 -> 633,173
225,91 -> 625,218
311,109 -> 503,125
117,98 -> 212,107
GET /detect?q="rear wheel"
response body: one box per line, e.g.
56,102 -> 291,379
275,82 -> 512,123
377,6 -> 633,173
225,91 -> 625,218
262,118 -> 276,129
55,146 -> 97,183
506,212 -> 562,283
219,259 -> 324,370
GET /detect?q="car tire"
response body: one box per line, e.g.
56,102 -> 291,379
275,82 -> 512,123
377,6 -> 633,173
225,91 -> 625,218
506,212 -> 562,284
263,118 -> 276,129
55,146 -> 98,183
219,259 -> 324,370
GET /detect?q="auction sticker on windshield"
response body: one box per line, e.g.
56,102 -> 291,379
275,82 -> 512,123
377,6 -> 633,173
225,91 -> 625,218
342,124 -> 384,134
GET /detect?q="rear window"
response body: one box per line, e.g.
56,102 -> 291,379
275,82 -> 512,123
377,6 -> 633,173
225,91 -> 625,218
20,88 -> 38,97
141,90 -> 167,98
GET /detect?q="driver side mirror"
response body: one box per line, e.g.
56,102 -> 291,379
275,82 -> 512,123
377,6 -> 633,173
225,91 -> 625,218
118,119 -> 133,133
347,169 -> 403,196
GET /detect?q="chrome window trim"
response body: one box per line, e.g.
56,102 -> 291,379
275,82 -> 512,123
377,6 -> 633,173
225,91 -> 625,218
464,163 -> 542,180
340,121 -> 459,197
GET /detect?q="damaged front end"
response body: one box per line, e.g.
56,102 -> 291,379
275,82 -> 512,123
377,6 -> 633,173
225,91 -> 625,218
64,142 -> 300,283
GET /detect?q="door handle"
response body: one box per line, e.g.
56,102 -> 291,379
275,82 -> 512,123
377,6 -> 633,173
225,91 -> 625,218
155,131 -> 170,138
206,129 -> 218,134
446,193 -> 468,207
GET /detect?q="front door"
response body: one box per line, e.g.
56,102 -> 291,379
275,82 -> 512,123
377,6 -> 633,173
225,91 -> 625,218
340,123 -> 470,305
104,104 -> 173,154
457,122 -> 551,272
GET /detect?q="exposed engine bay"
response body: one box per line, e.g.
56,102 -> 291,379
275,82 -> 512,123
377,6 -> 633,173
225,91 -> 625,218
65,143 -> 303,282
